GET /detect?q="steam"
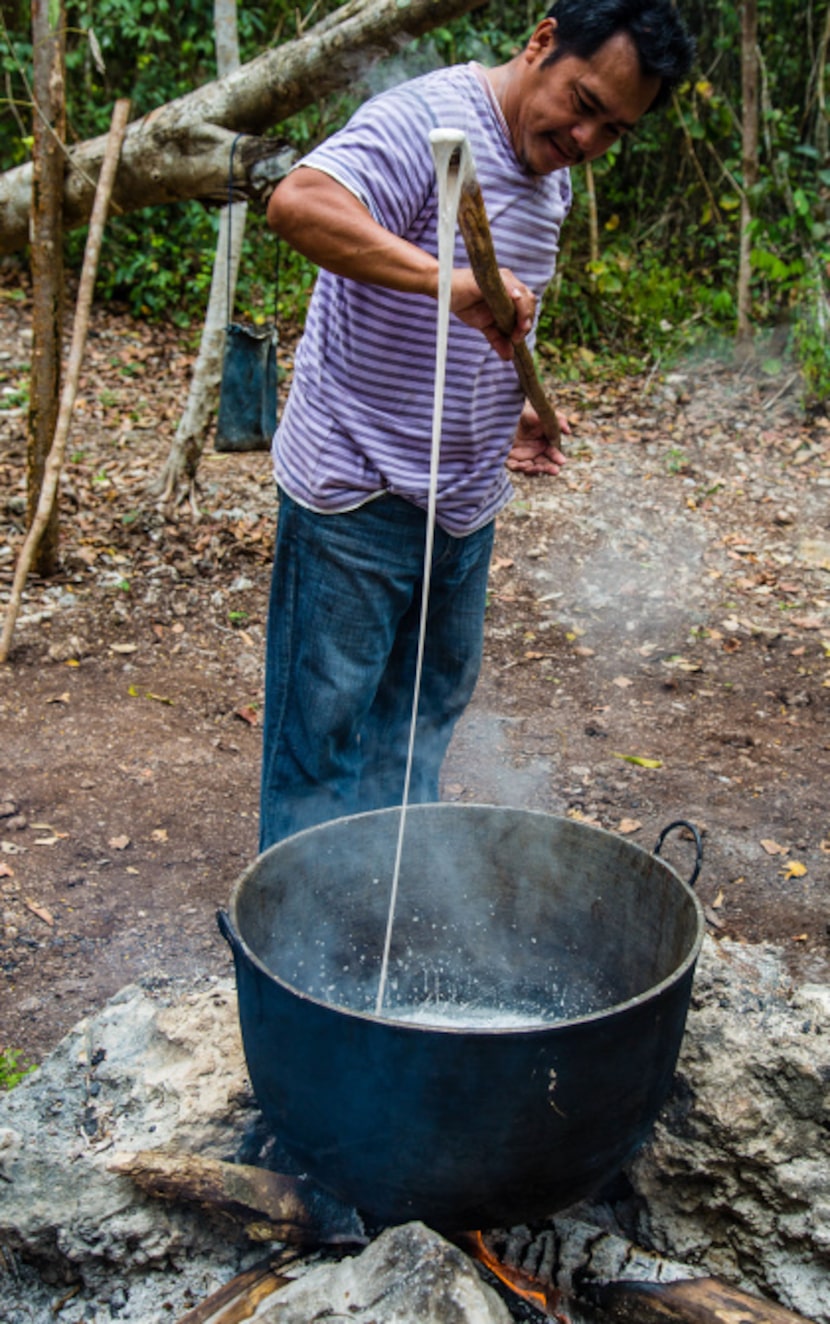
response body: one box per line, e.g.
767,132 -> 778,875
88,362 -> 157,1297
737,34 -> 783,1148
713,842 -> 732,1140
363,33 -> 496,101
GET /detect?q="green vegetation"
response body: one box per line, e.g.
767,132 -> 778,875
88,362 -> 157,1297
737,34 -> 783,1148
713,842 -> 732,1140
1,0 -> 828,403
0,1046 -> 33,1090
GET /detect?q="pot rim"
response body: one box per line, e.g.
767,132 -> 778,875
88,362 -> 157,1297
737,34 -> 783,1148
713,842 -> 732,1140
225,803 -> 706,1034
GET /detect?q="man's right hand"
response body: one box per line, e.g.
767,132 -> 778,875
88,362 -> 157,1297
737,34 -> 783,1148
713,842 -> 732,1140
268,170 -> 535,361
450,267 -> 535,362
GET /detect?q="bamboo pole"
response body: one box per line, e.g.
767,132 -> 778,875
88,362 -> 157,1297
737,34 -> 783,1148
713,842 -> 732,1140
0,98 -> 131,664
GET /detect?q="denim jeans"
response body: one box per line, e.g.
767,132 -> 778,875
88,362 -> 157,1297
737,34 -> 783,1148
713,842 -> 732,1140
259,490 -> 495,849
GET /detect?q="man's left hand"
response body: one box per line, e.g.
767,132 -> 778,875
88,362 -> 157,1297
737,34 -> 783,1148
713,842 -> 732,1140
506,401 -> 569,476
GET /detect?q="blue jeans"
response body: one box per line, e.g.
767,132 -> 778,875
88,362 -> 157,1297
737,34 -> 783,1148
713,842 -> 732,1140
259,491 -> 495,849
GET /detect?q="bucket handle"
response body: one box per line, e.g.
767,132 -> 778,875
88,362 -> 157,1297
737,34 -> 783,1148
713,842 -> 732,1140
652,820 -> 703,888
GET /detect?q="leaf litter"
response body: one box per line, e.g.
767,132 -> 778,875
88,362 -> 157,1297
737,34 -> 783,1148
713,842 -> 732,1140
0,281 -> 828,1067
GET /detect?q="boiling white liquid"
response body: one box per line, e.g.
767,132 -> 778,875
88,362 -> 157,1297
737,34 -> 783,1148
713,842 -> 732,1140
374,131 -> 470,1016
386,1003 -> 551,1029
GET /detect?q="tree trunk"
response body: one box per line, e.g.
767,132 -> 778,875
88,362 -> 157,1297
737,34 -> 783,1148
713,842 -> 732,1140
27,0 -> 66,576
1,101 -> 131,665
156,0 -> 249,508
0,0 -> 482,257
737,0 -> 759,344
817,2 -> 830,173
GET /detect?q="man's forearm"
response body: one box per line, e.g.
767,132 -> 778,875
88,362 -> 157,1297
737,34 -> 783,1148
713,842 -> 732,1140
267,166 -> 440,298
267,164 -> 536,360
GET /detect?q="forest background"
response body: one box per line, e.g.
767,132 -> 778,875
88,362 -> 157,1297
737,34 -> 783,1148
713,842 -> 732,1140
1,0 -> 828,409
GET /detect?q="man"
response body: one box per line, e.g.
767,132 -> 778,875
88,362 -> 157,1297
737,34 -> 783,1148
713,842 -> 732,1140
259,0 -> 694,849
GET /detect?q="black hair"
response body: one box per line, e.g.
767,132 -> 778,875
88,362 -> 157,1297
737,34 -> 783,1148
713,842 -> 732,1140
543,0 -> 695,109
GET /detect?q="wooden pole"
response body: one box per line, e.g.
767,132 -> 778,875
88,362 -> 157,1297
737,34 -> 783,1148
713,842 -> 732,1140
0,97 -> 130,664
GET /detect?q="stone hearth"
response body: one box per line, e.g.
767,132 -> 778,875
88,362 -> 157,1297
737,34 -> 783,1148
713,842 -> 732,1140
0,936 -> 827,1323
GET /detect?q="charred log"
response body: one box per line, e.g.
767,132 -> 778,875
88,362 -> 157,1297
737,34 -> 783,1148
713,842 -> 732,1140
584,1276 -> 817,1324
109,1149 -> 367,1248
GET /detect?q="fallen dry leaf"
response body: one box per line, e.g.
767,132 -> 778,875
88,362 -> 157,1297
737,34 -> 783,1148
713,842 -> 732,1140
760,838 -> 788,855
46,692 -> 71,705
617,818 -> 642,834
109,835 -> 131,851
0,861 -> 14,878
25,899 -> 54,926
612,676 -> 633,688
782,861 -> 807,879
712,888 -> 725,908
151,828 -> 169,843
234,705 -> 260,726
567,808 -> 600,826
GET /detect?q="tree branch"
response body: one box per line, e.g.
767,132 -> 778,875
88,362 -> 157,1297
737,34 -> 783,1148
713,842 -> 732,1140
0,0 -> 483,255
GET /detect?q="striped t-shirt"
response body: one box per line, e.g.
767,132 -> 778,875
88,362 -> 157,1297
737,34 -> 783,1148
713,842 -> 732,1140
273,62 -> 572,536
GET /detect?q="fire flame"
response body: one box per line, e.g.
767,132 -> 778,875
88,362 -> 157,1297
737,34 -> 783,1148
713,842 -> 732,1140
458,1231 -> 567,1319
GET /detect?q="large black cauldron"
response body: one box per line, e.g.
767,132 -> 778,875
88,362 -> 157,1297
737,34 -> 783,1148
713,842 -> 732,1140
219,804 -> 703,1230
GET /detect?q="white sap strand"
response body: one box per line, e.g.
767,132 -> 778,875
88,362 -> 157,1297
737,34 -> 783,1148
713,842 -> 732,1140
374,130 -> 470,1017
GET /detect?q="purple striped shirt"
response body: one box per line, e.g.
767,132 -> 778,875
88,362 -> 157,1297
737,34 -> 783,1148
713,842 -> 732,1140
273,62 -> 572,536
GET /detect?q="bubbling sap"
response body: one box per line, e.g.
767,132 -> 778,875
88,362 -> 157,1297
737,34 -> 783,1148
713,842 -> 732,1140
384,1002 -> 552,1029
380,979 -> 615,1028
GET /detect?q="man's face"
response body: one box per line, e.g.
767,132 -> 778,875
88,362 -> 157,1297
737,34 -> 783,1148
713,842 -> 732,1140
504,20 -> 662,175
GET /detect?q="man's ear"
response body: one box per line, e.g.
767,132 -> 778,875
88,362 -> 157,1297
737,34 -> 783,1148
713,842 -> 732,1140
525,17 -> 558,63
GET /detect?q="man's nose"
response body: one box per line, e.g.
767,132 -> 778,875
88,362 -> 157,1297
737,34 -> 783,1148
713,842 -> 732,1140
571,120 -> 602,157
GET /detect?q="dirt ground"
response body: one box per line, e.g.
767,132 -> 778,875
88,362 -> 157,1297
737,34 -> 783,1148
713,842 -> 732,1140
1,283 -> 829,1070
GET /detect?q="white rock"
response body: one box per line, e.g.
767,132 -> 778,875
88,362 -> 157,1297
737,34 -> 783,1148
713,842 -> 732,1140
256,1222 -> 513,1323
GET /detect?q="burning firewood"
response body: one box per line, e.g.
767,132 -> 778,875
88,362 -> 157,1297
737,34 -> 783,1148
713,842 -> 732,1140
108,1150 -> 367,1247
584,1276 -> 817,1323
174,1251 -> 298,1324
458,1224 -> 818,1324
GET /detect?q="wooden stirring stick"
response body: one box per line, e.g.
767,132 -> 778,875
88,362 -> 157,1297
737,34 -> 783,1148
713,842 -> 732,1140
455,164 -> 562,448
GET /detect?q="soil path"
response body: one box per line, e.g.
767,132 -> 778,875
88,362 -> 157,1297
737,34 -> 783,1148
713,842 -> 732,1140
1,291 -> 828,1067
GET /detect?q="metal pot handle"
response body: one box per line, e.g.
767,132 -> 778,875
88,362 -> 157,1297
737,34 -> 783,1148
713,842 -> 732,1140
217,907 -> 243,956
652,820 -> 703,888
